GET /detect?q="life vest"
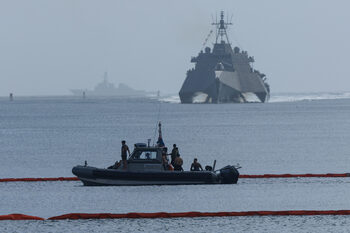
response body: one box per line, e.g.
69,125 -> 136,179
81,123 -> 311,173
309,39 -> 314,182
168,164 -> 174,171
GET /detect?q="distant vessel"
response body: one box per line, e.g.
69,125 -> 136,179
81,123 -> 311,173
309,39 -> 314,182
179,11 -> 270,103
71,72 -> 149,97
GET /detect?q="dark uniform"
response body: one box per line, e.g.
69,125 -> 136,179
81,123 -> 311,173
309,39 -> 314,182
190,159 -> 203,171
170,147 -> 178,166
121,144 -> 129,161
121,141 -> 130,169
190,162 -> 203,171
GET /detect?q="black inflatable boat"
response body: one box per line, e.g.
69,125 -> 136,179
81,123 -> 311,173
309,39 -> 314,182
72,145 -> 239,186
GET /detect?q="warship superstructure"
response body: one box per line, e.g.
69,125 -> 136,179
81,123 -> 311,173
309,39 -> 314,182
179,12 -> 270,103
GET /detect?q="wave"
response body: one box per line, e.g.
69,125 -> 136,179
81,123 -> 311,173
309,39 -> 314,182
270,92 -> 350,103
159,92 -> 350,104
159,95 -> 181,103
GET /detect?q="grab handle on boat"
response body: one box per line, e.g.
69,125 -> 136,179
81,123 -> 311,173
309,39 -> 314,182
212,160 -> 216,171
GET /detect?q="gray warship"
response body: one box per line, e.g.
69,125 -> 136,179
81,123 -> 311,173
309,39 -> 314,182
179,12 -> 270,103
71,72 -> 149,97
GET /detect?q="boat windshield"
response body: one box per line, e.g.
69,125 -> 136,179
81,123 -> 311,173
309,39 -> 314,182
131,150 -> 158,160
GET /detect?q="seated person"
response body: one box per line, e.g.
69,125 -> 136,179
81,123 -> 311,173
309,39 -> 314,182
174,154 -> 184,171
108,160 -> 122,169
190,158 -> 203,171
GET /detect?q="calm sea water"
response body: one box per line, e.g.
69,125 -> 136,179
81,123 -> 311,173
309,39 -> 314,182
1,94 -> 350,232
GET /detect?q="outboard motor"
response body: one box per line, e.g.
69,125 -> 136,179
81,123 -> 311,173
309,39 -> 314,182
218,165 -> 239,184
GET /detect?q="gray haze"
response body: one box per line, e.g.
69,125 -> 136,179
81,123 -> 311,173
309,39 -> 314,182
1,0 -> 350,96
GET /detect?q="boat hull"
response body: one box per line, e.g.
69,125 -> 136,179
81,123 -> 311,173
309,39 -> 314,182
72,165 -> 239,186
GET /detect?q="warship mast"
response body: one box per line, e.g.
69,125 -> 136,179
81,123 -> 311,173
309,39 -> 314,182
213,11 -> 232,44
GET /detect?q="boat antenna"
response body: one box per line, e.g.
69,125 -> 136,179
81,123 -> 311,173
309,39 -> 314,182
152,99 -> 162,146
156,121 -> 165,147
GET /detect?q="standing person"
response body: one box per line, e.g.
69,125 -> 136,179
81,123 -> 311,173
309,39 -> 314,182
190,158 -> 203,171
170,144 -> 178,166
162,147 -> 169,170
121,140 -> 130,169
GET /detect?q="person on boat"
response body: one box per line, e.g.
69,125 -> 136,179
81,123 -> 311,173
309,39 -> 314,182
162,147 -> 170,170
121,140 -> 130,169
174,154 -> 183,171
190,158 -> 203,171
108,160 -> 122,169
170,144 -> 178,166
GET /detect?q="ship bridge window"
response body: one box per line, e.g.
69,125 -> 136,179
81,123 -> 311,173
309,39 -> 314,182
132,151 -> 158,160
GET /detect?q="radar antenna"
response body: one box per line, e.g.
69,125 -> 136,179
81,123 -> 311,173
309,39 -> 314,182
212,11 -> 232,44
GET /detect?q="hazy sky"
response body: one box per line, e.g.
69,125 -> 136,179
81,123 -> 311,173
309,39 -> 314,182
1,0 -> 350,96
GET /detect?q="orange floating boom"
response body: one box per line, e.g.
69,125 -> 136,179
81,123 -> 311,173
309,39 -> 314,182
3,210 -> 350,220
0,214 -> 44,220
0,177 -> 79,182
239,173 -> 350,178
47,210 -> 350,220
